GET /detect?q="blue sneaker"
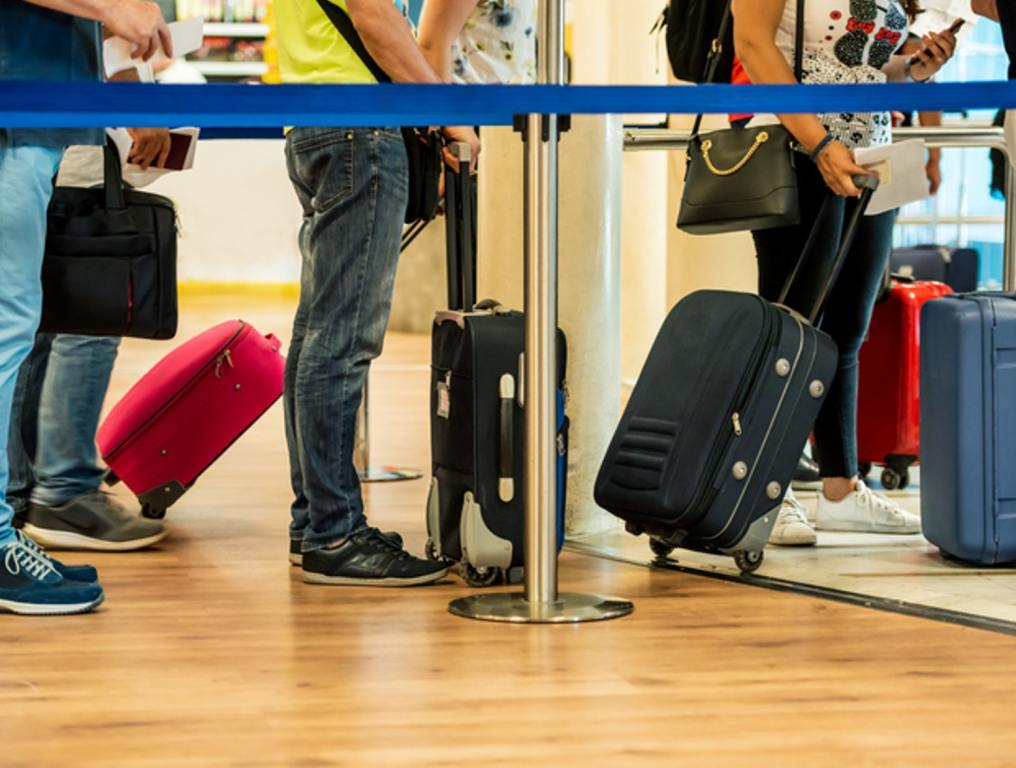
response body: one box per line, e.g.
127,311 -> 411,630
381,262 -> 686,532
0,539 -> 104,615
16,531 -> 98,583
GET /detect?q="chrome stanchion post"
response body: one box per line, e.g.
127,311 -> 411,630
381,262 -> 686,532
357,377 -> 423,483
1006,157 -> 1016,292
448,0 -> 633,623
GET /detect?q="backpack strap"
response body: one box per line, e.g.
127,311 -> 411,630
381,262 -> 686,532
314,0 -> 392,83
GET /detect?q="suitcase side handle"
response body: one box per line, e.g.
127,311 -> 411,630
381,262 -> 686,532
498,373 -> 515,503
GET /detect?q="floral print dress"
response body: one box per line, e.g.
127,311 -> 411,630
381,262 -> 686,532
450,0 -> 537,84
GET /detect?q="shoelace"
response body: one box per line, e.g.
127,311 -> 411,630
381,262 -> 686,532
358,528 -> 412,560
780,493 -> 810,525
855,482 -> 908,523
4,540 -> 57,581
15,530 -> 46,557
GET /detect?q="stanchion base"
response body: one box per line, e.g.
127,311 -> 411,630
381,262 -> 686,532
448,592 -> 633,624
359,466 -> 423,483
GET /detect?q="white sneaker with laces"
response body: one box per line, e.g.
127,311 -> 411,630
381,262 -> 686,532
815,480 -> 921,534
769,489 -> 817,547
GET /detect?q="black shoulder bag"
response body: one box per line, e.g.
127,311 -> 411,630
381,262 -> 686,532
42,142 -> 178,339
676,0 -> 806,235
315,0 -> 442,225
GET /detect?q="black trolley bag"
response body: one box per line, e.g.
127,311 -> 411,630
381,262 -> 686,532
426,145 -> 569,586
595,175 -> 879,573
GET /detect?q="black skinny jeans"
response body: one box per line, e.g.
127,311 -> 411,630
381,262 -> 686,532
752,159 -> 895,479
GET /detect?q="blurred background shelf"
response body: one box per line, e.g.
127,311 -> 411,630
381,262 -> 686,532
190,61 -> 267,77
203,22 -> 268,37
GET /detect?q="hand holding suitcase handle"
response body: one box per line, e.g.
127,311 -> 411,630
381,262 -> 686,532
778,175 -> 880,325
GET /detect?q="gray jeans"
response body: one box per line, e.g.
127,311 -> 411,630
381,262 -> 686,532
283,127 -> 409,551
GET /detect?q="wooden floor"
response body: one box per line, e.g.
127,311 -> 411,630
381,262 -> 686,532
4,293 -> 1016,768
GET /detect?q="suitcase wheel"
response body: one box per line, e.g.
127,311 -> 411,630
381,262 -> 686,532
141,503 -> 167,520
649,538 -> 676,561
858,462 -> 873,482
460,563 -> 502,588
733,550 -> 764,574
880,465 -> 911,491
425,537 -> 441,562
103,469 -> 120,487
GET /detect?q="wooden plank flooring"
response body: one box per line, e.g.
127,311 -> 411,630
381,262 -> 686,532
3,293 -> 1016,767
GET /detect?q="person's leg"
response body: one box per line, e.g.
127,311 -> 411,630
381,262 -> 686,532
22,333 -> 166,551
0,141 -> 104,614
6,333 -> 54,523
812,208 -> 920,533
283,126 -> 446,586
754,162 -> 842,547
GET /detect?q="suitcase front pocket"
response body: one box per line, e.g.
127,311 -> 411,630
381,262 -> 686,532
609,417 -> 677,492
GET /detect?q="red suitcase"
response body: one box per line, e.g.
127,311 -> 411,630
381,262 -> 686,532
856,278 -> 952,490
97,320 -> 285,519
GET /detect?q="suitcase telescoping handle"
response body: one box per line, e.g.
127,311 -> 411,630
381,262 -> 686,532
445,142 -> 478,312
777,174 -> 880,325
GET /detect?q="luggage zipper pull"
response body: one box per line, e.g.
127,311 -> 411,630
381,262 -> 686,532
215,349 -> 234,379
732,412 -> 742,436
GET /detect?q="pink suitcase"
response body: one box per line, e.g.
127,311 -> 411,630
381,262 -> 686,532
97,320 -> 286,519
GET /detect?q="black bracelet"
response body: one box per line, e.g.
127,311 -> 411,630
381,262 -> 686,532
810,134 -> 835,163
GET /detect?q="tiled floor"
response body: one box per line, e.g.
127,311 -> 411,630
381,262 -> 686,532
570,472 -> 1016,629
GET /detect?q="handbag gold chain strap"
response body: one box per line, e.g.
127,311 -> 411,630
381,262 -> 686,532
699,131 -> 770,177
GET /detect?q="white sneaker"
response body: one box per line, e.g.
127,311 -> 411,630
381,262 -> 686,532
815,480 -> 921,534
769,490 -> 817,547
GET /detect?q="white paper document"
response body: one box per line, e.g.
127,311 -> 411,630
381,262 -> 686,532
854,139 -> 929,216
104,18 -> 204,78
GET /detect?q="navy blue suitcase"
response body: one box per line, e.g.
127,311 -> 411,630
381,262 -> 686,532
890,245 -> 979,293
596,177 -> 878,573
921,293 -> 1016,565
426,157 -> 568,587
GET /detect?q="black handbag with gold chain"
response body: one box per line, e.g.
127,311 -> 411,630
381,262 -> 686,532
677,0 -> 806,235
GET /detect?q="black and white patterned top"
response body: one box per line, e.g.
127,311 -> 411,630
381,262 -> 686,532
450,0 -> 537,84
773,0 -> 910,147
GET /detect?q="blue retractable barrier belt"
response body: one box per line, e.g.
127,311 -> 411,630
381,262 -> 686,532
4,80 -> 1016,128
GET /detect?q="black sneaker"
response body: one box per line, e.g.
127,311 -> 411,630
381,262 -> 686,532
16,531 -> 98,583
0,538 -> 104,615
290,529 -> 404,566
792,454 -> 822,491
23,492 -> 166,552
302,527 -> 448,587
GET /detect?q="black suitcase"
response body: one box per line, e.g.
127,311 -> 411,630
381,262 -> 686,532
595,176 -> 878,573
425,151 -> 568,587
890,244 -> 979,293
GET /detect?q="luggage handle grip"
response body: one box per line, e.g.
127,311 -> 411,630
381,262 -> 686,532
778,175 -> 880,325
498,373 -> 515,503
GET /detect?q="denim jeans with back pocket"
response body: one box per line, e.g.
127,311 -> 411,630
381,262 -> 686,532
283,127 -> 409,551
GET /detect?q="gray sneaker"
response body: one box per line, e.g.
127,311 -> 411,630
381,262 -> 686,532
22,492 -> 167,552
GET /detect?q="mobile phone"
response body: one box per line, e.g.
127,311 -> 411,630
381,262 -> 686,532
908,18 -> 964,65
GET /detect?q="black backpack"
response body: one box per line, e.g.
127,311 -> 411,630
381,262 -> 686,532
654,0 -> 734,84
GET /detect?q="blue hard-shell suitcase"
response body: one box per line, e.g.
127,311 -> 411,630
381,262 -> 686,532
891,245 -> 979,293
921,293 -> 1016,565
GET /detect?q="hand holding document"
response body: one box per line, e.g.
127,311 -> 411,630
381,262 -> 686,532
107,127 -> 200,187
854,140 -> 930,215
104,18 -> 204,77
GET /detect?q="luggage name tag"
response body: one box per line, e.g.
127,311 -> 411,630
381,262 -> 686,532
436,371 -> 452,419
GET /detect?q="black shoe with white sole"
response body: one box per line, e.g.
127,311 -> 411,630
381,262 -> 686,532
302,527 -> 448,587
290,530 -> 404,566
23,492 -> 167,552
792,454 -> 822,491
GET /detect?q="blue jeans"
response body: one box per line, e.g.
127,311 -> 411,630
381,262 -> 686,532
0,142 -> 65,546
283,127 -> 409,551
8,333 -> 121,513
753,159 -> 896,479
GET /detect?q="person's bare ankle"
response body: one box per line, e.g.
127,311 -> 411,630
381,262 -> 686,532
822,476 -> 857,503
